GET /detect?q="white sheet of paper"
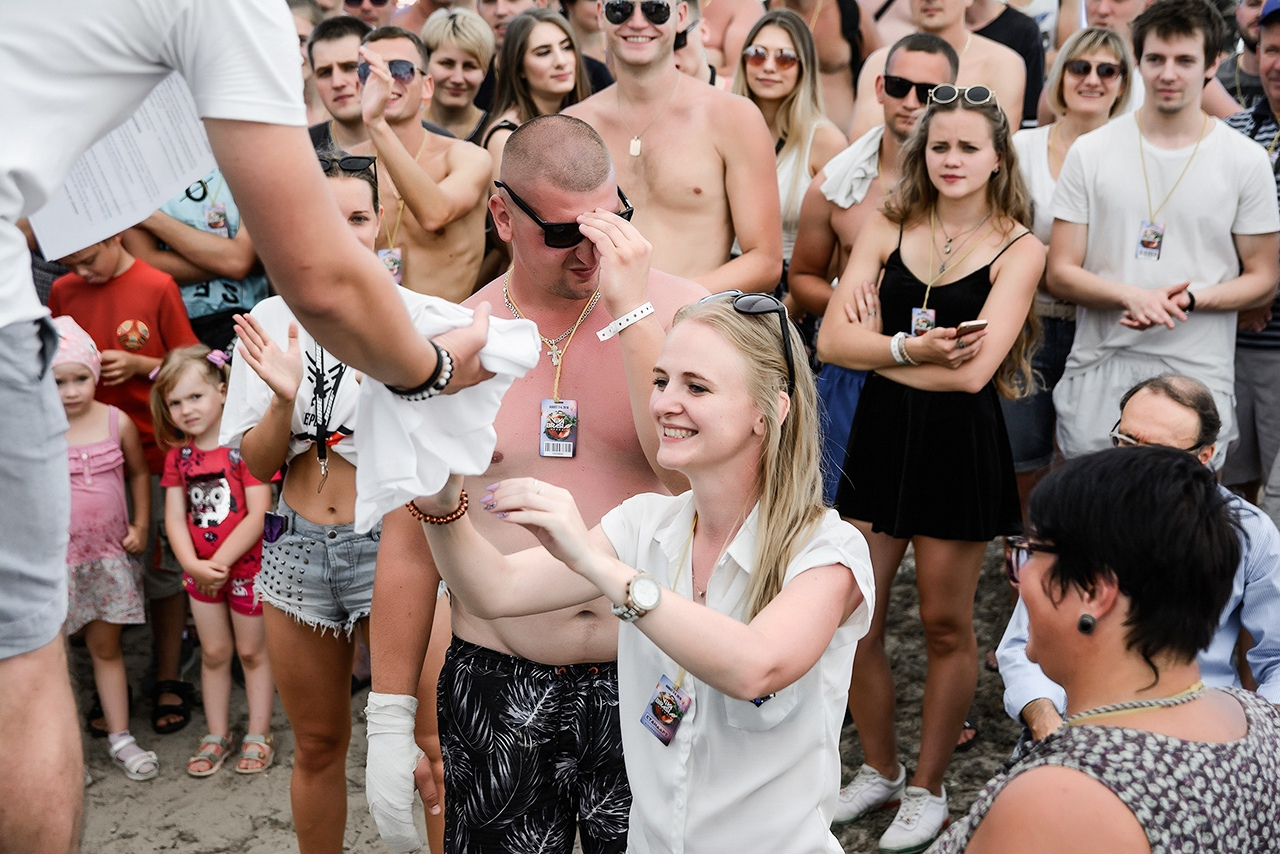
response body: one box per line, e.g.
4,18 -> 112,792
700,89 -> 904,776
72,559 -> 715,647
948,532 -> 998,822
29,73 -> 215,260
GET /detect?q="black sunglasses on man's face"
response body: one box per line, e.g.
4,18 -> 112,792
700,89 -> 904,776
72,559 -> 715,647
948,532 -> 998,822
494,181 -> 634,248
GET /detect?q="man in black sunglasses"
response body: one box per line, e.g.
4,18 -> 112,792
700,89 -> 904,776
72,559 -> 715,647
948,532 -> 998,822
846,0 -> 1026,140
352,27 -> 494,301
565,0 -> 783,296
790,33 -> 957,503
672,0 -> 732,90
367,114 -> 705,854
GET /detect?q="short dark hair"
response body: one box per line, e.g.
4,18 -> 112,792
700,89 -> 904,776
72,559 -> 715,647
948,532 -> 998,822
1131,0 -> 1229,66
885,33 -> 960,81
1028,447 -> 1241,680
1118,374 -> 1221,451
307,15 -> 373,68
364,26 -> 432,68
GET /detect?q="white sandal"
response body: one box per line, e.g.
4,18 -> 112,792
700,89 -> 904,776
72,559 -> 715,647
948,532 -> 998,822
108,733 -> 159,781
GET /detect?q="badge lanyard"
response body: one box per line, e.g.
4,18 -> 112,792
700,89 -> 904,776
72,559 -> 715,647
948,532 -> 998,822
912,209 -> 994,335
1134,112 -> 1208,261
379,133 -> 430,284
309,341 -> 347,492
200,176 -> 228,237
503,271 -> 601,457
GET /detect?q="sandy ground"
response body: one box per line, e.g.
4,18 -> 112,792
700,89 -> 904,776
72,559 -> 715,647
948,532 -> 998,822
76,542 -> 1020,853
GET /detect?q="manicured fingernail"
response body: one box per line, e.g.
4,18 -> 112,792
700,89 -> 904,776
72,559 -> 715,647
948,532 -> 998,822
496,512 -> 508,519
486,483 -> 500,491
483,502 -> 496,511
482,492 -> 494,504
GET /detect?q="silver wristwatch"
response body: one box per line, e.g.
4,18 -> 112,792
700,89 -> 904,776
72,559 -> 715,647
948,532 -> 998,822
611,572 -> 662,622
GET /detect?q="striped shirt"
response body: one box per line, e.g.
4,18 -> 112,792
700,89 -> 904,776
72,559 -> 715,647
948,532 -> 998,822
1226,101 -> 1280,349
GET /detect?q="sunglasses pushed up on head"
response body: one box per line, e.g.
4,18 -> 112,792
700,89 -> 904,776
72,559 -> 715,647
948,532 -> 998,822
928,84 -> 995,107
697,290 -> 796,396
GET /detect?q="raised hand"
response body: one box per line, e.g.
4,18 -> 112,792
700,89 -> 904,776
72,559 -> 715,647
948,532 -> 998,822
432,302 -> 496,394
480,478 -> 596,573
234,314 -> 302,403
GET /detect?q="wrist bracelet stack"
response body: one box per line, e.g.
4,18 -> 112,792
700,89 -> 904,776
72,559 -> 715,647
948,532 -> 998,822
405,489 -> 469,524
890,332 -> 919,366
388,341 -> 455,401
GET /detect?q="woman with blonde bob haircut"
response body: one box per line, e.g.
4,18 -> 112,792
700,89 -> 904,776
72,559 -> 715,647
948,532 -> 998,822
421,8 -> 495,144
409,294 -> 876,852
817,88 -> 1045,851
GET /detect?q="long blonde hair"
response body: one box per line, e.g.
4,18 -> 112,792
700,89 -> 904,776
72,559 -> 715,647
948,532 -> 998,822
731,9 -> 833,231
883,96 -> 1038,399
672,297 -> 824,621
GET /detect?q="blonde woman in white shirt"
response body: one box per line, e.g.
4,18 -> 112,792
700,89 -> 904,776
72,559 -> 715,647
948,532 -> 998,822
410,293 -> 875,853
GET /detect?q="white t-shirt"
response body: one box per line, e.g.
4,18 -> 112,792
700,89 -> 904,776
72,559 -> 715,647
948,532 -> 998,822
1014,125 -> 1060,309
1052,115 -> 1278,386
600,492 -> 874,854
0,0 -> 305,330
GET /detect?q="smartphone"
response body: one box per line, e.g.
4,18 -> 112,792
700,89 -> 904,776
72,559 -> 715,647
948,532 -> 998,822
955,319 -> 989,338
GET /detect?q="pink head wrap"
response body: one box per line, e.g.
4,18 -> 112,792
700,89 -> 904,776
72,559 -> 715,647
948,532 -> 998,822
51,316 -> 101,383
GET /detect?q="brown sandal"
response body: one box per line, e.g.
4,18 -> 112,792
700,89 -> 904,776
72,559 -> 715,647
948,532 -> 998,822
235,733 -> 274,774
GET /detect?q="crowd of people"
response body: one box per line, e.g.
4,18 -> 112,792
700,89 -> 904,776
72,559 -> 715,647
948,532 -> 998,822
4,0 -> 1280,853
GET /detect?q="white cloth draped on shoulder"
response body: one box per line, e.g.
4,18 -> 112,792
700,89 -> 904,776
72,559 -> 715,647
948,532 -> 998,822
354,290 -> 540,532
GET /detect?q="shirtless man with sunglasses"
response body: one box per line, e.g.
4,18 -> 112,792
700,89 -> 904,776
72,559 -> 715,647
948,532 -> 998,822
566,0 -> 785,294
365,115 -> 704,854
350,27 -> 493,302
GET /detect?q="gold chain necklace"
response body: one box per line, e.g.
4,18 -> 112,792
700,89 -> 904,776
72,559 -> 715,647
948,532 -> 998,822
1137,112 -> 1208,224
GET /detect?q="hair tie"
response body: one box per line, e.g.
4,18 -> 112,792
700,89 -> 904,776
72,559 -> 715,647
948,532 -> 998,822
148,366 -> 161,381
206,350 -> 229,368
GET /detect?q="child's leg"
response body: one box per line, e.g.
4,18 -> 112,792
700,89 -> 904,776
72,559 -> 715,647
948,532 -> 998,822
190,599 -> 235,738
230,610 -> 274,736
83,621 -> 129,733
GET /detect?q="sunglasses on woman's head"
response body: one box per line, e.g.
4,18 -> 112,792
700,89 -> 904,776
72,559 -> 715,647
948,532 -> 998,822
1003,536 -> 1056,584
742,45 -> 799,70
494,180 -> 634,248
345,0 -> 391,5
357,59 -> 423,86
603,0 -> 672,25
882,75 -> 937,103
698,290 -> 796,396
318,155 -> 377,174
929,84 -> 995,106
1064,59 -> 1122,80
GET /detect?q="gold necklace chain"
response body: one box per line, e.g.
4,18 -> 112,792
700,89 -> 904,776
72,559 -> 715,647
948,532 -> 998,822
1137,112 -> 1208,223
503,271 -> 600,400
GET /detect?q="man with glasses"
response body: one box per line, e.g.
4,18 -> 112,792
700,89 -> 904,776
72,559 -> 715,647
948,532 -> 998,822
996,374 -> 1280,751
791,33 -> 958,504
1047,0 -> 1279,468
848,0 -> 1027,139
365,115 -> 704,854
566,0 -> 783,295
350,27 -> 493,301
345,0 -> 395,29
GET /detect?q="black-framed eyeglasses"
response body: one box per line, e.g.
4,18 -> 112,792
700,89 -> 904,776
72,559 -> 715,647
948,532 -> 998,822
1064,59 -> 1123,80
357,59 -> 424,86
1004,536 -> 1056,584
1108,419 -> 1203,453
493,180 -> 634,248
603,0 -> 672,26
883,75 -> 938,103
673,18 -> 700,51
929,84 -> 995,106
742,45 -> 799,70
698,290 -> 796,396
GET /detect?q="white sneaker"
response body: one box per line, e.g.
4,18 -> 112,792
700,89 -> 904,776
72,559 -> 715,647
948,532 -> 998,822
832,763 -> 906,825
878,785 -> 949,854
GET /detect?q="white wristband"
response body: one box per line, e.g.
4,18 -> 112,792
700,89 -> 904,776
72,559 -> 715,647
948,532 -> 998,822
890,332 -> 910,366
597,301 -> 655,341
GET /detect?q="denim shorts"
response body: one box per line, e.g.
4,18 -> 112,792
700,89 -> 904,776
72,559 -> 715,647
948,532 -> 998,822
257,496 -> 380,636
999,316 -> 1075,472
0,318 -> 71,659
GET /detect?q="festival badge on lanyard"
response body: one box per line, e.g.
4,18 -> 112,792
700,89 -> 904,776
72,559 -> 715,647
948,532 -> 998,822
203,202 -> 229,238
377,247 -> 403,285
641,672 -> 693,745
540,399 -> 578,458
1134,113 -> 1206,262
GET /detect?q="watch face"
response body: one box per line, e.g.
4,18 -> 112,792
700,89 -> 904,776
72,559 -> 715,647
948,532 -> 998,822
631,575 -> 662,610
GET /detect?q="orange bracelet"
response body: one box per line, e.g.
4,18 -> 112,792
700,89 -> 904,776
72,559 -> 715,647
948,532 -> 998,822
405,489 -> 468,524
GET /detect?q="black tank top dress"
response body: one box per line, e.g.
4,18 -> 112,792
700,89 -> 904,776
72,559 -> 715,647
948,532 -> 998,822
833,237 -> 1027,541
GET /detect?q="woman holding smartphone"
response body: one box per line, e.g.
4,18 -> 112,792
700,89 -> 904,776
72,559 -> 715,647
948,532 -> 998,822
816,84 -> 1043,853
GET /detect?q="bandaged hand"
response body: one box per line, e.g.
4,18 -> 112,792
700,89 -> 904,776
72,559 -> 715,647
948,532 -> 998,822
365,692 -> 427,853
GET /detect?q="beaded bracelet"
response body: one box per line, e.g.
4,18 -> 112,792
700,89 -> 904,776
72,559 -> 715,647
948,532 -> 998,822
405,489 -> 469,525
388,342 -> 454,401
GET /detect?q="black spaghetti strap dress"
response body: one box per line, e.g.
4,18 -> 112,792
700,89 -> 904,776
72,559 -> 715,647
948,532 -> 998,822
833,238 -> 1027,541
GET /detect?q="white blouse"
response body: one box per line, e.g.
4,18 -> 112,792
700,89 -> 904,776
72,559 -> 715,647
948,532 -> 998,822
600,492 -> 875,854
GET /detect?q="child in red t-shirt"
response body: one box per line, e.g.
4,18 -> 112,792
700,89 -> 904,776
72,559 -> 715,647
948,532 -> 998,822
152,346 -> 275,777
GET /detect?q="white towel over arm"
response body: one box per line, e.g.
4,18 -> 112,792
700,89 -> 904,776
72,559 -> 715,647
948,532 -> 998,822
354,290 -> 541,532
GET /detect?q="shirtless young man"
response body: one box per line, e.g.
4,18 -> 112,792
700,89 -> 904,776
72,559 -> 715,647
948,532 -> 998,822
790,33 -> 956,503
767,0 -> 883,135
698,0 -> 763,77
364,115 -> 704,854
566,0 -> 783,292
849,0 -> 1026,139
352,27 -> 492,301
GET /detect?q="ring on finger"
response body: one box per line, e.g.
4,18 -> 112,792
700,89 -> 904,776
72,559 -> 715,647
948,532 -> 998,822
957,340 -> 967,349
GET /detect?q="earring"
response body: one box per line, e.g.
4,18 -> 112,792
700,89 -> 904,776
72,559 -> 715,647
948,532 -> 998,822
992,166 -> 1000,176
1077,614 -> 1096,635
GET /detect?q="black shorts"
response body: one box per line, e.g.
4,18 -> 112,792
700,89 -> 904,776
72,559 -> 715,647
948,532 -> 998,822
438,636 -> 630,854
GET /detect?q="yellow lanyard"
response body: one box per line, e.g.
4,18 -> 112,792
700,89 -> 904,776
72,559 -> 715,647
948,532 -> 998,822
503,271 -> 600,401
383,133 -> 431,250
922,209 -> 995,307
1137,112 -> 1208,223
